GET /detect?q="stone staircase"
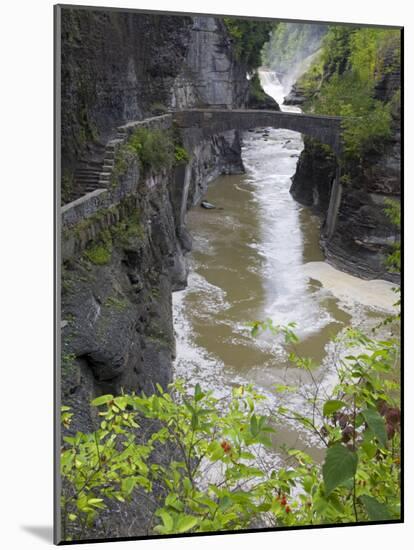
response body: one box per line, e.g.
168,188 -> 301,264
63,115 -> 172,205
64,142 -> 111,203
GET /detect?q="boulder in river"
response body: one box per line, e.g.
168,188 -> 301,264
201,201 -> 216,209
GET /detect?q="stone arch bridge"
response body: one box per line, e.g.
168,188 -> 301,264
173,109 -> 343,156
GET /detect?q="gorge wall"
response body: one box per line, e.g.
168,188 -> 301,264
289,32 -> 401,282
60,8 -> 277,440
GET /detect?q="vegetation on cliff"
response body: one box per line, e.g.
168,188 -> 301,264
113,127 -> 189,183
297,26 -> 400,160
384,198 -> 401,274
223,18 -> 273,72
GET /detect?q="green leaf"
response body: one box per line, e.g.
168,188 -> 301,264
322,444 -> 358,495
176,515 -> 198,533
157,510 -> 173,531
360,495 -> 391,521
165,493 -> 184,512
207,441 -> 224,461
361,437 -> 377,459
258,434 -> 273,447
91,394 -> 113,406
121,477 -> 136,496
323,400 -> 347,417
183,399 -> 195,415
114,396 -> 127,410
361,408 -> 387,448
303,475 -> 314,494
250,414 -> 258,437
194,383 -> 205,402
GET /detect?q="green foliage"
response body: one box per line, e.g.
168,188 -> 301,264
61,383 -> 279,539
247,321 -> 400,523
298,26 -> 400,160
310,72 -> 392,159
294,52 -> 324,100
322,444 -> 358,496
60,396 -> 151,540
349,28 -> 401,82
248,318 -> 299,345
83,228 -> 113,265
113,127 -> 174,180
323,400 -> 347,417
383,198 -> 401,274
127,127 -> 175,173
83,242 -> 112,265
61,323 -> 400,538
61,405 -> 74,430
112,128 -> 189,184
249,72 -> 268,103
110,216 -> 145,248
360,495 -> 391,521
223,18 -> 273,71
61,352 -> 76,372
174,145 -> 190,164
71,207 -> 145,270
320,26 -> 354,76
384,198 -> 401,227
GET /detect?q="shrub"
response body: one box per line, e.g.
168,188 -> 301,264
84,243 -> 111,265
223,18 -> 273,72
112,127 -> 190,181
174,145 -> 190,164
84,230 -> 113,265
126,127 -> 175,173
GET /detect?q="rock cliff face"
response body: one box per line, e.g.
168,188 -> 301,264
284,83 -> 307,106
60,9 -> 261,435
290,59 -> 401,282
62,169 -> 186,427
61,9 -> 192,171
170,16 -> 249,109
